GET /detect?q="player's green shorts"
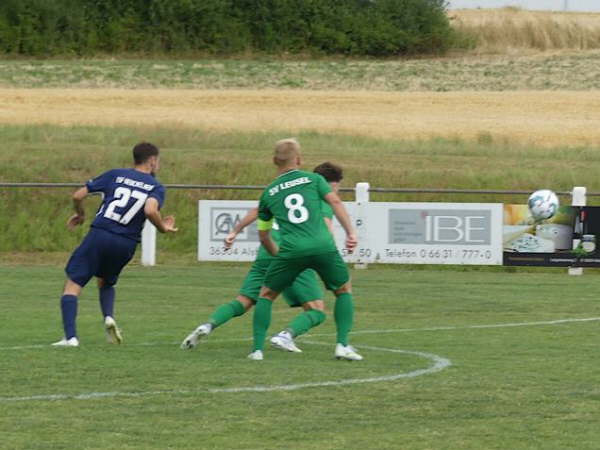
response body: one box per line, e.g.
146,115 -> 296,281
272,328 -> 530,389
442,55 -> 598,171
239,259 -> 323,307
264,251 -> 349,293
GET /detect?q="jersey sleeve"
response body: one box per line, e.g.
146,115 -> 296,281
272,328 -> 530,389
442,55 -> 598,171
85,170 -> 114,194
315,174 -> 332,199
149,184 -> 166,209
258,191 -> 273,222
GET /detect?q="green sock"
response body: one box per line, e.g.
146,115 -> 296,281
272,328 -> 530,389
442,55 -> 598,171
209,299 -> 246,328
287,309 -> 326,338
334,293 -> 354,346
252,298 -> 272,351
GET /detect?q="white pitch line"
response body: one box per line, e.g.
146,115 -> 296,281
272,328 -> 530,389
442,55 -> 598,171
1,316 -> 599,351
3,316 -> 598,401
1,344 -> 48,351
0,390 -> 186,402
304,316 -> 600,338
0,339 -> 249,351
0,342 -> 450,402
209,345 -> 450,393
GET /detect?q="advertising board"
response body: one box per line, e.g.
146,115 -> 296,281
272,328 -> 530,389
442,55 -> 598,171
199,200 -> 504,265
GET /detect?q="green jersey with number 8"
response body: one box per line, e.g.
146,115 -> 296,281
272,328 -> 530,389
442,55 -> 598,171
258,169 -> 336,258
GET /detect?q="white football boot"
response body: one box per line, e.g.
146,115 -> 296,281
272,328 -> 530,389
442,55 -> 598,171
104,316 -> 123,344
180,323 -> 213,350
247,350 -> 264,361
51,337 -> 80,347
334,344 -> 363,361
270,331 -> 302,353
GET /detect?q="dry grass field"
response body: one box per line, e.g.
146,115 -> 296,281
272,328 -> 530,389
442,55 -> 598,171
0,11 -> 598,151
1,88 -> 599,147
452,8 -> 600,53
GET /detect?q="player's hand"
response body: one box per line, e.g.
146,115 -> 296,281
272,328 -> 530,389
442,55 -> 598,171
163,215 -> 178,233
345,233 -> 358,253
224,232 -> 237,249
67,214 -> 85,230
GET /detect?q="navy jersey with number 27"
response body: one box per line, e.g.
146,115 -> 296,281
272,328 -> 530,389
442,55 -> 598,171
86,168 -> 166,242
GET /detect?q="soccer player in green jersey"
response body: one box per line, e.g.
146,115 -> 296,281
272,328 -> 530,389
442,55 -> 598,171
249,138 -> 362,361
179,163 -> 344,353
269,161 -> 346,351
180,208 -> 325,352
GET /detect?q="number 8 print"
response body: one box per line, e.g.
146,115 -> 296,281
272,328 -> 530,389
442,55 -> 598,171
284,193 -> 309,224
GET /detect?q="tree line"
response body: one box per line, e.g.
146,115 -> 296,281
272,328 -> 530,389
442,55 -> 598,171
0,0 -> 455,57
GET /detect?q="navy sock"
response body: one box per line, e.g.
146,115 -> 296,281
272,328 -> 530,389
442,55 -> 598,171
99,286 -> 115,318
61,295 -> 78,339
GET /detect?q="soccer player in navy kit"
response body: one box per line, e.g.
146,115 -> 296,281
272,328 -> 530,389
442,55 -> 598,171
52,143 -> 177,347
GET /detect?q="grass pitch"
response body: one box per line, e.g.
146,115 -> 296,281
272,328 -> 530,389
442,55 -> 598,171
1,264 -> 599,449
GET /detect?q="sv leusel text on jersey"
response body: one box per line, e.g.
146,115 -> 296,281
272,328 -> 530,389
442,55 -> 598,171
268,177 -> 312,196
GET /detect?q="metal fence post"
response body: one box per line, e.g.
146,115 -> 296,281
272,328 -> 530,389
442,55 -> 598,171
569,186 -> 587,276
354,182 -> 370,269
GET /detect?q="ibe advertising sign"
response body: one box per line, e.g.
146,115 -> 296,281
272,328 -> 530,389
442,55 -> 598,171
331,202 -> 503,265
199,200 -> 503,265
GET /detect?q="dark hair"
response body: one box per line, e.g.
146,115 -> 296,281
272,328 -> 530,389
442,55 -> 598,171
313,162 -> 343,182
133,142 -> 159,165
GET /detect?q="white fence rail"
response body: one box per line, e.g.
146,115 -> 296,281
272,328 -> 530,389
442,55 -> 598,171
1,182 -> 594,197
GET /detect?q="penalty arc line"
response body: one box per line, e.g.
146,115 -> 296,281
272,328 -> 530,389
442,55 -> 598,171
210,345 -> 450,393
3,316 -> 598,402
0,342 -> 450,402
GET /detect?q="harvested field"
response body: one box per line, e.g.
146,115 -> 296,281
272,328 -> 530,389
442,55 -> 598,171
2,53 -> 600,91
1,89 -> 599,147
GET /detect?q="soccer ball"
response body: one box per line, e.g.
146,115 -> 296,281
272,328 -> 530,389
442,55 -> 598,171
528,189 -> 559,221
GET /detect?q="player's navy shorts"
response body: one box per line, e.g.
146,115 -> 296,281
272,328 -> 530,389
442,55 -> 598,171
65,227 -> 137,287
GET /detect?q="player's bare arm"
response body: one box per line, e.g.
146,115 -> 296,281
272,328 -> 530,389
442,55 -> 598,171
144,197 -> 178,233
324,217 -> 334,235
258,229 -> 279,256
67,186 -> 89,230
225,207 -> 258,248
324,191 -> 357,251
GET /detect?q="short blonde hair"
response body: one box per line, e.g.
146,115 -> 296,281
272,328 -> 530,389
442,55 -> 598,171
274,138 -> 301,167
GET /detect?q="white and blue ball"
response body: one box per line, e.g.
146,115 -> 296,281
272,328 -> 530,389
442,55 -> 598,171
528,189 -> 559,221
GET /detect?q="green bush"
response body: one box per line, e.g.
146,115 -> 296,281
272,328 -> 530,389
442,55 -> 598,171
0,0 -> 453,56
